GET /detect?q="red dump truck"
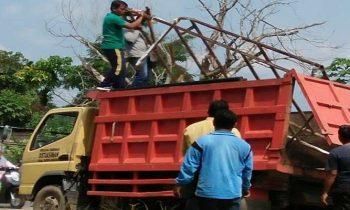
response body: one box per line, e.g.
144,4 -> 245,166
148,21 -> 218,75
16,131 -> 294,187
15,70 -> 350,210
12,17 -> 350,210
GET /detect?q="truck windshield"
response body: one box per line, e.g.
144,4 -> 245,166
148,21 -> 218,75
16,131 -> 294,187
30,112 -> 78,150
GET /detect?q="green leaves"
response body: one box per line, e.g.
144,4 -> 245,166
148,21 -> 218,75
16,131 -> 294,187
0,89 -> 37,126
4,143 -> 26,165
16,56 -> 74,89
15,55 -> 84,106
164,35 -> 195,63
327,58 -> 350,84
0,50 -> 30,92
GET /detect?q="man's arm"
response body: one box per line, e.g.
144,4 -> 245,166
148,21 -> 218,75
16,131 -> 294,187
176,143 -> 202,185
124,14 -> 145,29
321,152 -> 338,205
321,170 -> 337,205
175,143 -> 202,197
242,148 -> 253,197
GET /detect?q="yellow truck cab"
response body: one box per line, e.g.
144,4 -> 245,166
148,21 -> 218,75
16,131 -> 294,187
20,107 -> 97,208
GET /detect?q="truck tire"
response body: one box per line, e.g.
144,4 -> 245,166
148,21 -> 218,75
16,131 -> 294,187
33,185 -> 66,210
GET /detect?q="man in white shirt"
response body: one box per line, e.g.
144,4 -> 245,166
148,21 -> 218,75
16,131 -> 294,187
124,28 -> 150,87
0,145 -> 16,169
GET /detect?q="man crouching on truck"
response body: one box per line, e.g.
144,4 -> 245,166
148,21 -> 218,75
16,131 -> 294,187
322,125 -> 350,209
175,109 -> 253,210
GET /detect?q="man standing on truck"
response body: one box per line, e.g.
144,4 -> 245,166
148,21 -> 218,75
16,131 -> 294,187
322,124 -> 350,209
124,28 -> 150,88
97,0 -> 148,91
175,109 -> 253,210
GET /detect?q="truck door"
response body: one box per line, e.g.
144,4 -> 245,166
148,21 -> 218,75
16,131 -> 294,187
20,109 -> 81,195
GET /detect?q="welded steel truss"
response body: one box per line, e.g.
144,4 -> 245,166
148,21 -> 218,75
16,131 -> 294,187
142,16 -> 328,141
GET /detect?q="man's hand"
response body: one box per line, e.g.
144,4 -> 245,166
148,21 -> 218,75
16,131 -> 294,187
173,185 -> 182,198
321,192 -> 329,206
140,11 -> 151,20
242,189 -> 250,198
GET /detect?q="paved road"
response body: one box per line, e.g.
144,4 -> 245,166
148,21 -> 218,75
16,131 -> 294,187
0,201 -> 32,210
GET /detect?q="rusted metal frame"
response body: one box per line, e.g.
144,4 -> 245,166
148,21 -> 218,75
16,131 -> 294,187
139,29 -> 175,75
148,22 -> 156,43
173,27 -> 205,77
179,25 -> 196,36
152,17 -> 291,74
290,115 -> 315,140
241,54 -> 260,80
172,17 -> 327,77
189,21 -> 228,78
289,121 -> 325,139
257,46 -> 280,78
289,78 -> 315,137
254,51 -> 264,57
143,21 -> 177,75
142,37 -> 170,75
288,125 -> 297,136
292,99 -> 315,133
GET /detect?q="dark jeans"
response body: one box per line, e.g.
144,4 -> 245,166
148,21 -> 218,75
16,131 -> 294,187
100,49 -> 126,89
196,196 -> 241,210
181,180 -> 199,210
332,193 -> 350,210
128,57 -> 150,88
184,197 -> 199,210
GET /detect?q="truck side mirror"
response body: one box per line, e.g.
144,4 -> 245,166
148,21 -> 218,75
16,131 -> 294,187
1,125 -> 12,142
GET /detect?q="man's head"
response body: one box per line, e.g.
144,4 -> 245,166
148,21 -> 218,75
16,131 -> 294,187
110,0 -> 128,15
213,109 -> 237,131
338,125 -> 350,144
208,100 -> 229,117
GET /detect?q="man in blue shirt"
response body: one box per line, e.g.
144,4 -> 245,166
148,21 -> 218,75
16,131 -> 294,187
175,109 -> 253,210
322,125 -> 350,209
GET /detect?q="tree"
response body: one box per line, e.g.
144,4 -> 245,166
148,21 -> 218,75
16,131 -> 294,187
0,51 -> 39,126
190,0 -> 327,78
0,89 -> 37,126
16,56 -> 84,106
0,50 -> 30,93
0,50 -> 85,126
327,58 -> 350,84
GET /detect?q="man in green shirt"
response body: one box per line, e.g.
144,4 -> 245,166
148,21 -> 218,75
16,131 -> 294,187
98,0 -> 146,91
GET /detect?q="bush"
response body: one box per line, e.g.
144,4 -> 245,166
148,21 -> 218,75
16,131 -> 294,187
4,143 -> 26,165
0,89 -> 36,127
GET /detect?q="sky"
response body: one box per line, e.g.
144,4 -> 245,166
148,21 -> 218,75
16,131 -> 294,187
0,0 -> 350,104
1,0 -> 349,62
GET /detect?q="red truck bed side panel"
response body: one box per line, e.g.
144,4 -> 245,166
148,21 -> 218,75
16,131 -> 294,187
87,76 -> 293,197
294,71 -> 350,145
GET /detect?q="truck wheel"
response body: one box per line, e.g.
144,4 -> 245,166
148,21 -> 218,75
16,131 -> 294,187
33,185 -> 66,210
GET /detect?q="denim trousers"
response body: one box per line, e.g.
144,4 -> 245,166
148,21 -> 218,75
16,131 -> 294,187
128,57 -> 149,88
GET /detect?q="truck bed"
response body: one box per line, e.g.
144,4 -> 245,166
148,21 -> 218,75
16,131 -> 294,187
87,74 -> 293,197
